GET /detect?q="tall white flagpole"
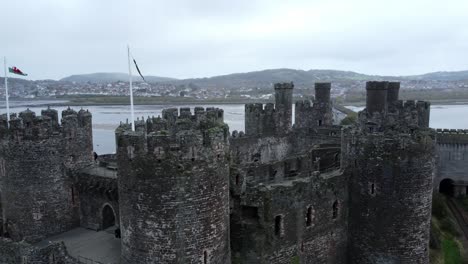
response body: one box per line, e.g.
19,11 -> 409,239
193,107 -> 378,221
3,57 -> 10,127
127,45 -> 135,131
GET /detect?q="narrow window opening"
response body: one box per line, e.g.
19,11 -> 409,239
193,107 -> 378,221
332,200 -> 338,219
301,241 -> 305,252
203,251 -> 208,264
71,187 -> 75,205
370,183 -> 375,195
235,174 -> 240,186
318,120 -> 322,126
275,215 -> 283,237
306,207 -> 312,227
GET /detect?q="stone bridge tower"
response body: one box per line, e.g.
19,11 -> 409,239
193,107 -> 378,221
116,107 -> 231,263
345,81 -> 435,263
0,108 -> 93,243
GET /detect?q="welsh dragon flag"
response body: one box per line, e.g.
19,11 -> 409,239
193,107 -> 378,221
8,66 -> 27,76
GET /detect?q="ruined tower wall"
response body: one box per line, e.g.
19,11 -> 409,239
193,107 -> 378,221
117,107 -> 231,264
230,170 -> 348,264
347,82 -> 435,264
0,108 -> 93,243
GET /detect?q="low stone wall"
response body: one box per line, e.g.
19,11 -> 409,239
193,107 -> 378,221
0,238 -> 80,264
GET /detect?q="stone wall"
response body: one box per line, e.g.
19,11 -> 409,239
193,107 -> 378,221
435,129 -> 468,191
0,238 -> 80,264
0,108 -> 93,243
75,170 -> 119,231
230,170 -> 347,264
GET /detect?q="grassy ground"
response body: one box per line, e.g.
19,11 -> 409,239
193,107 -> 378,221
430,193 -> 465,264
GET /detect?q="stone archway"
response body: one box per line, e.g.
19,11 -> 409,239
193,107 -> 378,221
439,178 -> 455,197
102,204 -> 116,230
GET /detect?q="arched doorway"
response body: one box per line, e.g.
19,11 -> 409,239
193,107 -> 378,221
439,178 -> 455,196
102,204 -> 116,230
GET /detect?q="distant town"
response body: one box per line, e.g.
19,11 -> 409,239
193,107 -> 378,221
1,69 -> 468,104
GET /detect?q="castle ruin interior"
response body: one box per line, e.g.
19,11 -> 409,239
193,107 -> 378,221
0,81 -> 467,264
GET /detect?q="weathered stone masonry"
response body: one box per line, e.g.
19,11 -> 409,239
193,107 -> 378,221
116,107 -> 231,264
0,80 -> 445,264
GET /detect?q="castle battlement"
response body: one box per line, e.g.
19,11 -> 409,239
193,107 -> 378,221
0,107 -> 92,141
244,83 -> 293,136
360,81 -> 430,130
116,107 -> 229,163
436,128 -> 468,144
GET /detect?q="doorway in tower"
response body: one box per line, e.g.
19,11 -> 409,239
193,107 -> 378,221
102,204 -> 116,230
439,178 -> 455,197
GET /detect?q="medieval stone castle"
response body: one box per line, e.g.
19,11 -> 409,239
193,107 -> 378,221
0,81 -> 466,264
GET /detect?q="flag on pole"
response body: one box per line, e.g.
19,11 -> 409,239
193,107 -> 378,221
8,66 -> 27,76
132,59 -> 145,82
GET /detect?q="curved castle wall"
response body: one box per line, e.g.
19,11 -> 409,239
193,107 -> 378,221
0,108 -> 93,243
117,107 -> 231,264
347,82 -> 435,264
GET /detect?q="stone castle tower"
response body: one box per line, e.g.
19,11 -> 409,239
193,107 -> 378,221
244,82 -> 293,136
0,107 -> 93,243
116,107 -> 231,263
295,82 -> 334,129
345,81 -> 435,263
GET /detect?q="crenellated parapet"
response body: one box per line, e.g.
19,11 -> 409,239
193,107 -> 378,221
435,128 -> 468,144
244,83 -> 294,136
0,107 -> 92,142
358,81 -> 431,133
116,107 -> 228,162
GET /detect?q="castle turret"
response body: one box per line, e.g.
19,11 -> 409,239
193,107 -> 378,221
365,81 -> 388,114
117,107 -> 231,263
274,82 -> 293,132
386,82 -> 400,104
346,82 -> 435,263
295,82 -> 334,129
244,82 -> 293,136
0,108 -> 93,243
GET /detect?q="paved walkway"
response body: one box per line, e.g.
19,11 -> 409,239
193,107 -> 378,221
35,227 -> 121,264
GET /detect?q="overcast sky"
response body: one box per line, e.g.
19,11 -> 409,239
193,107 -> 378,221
1,0 -> 467,80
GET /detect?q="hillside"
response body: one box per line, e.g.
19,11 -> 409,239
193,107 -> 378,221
58,69 -> 468,88
60,72 -> 177,83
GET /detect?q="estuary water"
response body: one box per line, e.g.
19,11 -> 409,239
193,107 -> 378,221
3,102 -> 468,154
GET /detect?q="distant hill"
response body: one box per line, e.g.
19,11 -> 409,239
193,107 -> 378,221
59,69 -> 468,89
175,69 -> 388,89
60,72 -> 177,83
404,71 -> 468,81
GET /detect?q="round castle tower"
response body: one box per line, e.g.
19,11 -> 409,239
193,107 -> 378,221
0,108 -> 93,243
116,107 -> 231,264
346,82 -> 435,263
